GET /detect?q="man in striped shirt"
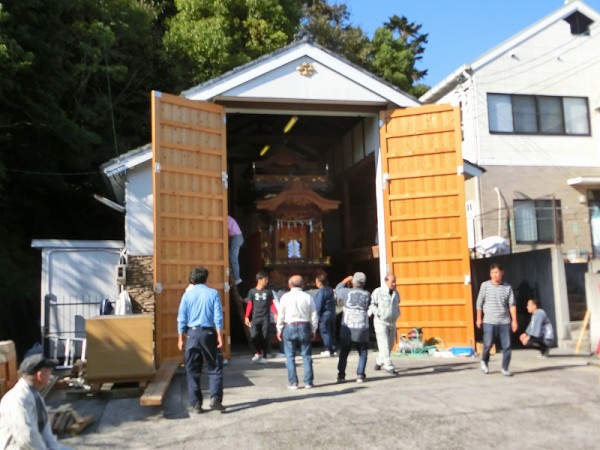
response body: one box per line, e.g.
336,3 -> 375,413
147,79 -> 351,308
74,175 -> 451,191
476,263 -> 517,376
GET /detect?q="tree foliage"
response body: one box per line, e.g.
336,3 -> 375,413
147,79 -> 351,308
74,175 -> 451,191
301,0 -> 370,66
0,0 -> 430,355
163,0 -> 302,87
368,15 -> 429,97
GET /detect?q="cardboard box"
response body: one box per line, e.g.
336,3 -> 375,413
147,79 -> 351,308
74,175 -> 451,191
476,342 -> 496,355
86,315 -> 155,382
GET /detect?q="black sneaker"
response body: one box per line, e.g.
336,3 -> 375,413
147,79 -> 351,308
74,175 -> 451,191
336,375 -> 345,383
210,400 -> 226,413
374,363 -> 382,371
190,404 -> 204,414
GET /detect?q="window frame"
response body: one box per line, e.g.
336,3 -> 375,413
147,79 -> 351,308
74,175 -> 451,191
487,93 -> 590,137
514,198 -> 563,245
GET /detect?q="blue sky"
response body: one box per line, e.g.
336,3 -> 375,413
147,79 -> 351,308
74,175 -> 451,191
342,0 -> 600,87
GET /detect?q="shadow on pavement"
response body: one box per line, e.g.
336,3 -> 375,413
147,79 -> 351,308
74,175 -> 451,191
222,386 -> 364,413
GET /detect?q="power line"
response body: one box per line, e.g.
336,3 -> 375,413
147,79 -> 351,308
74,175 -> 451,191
4,168 -> 101,176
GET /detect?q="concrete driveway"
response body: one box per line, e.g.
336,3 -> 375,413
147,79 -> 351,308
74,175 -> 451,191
49,349 -> 600,450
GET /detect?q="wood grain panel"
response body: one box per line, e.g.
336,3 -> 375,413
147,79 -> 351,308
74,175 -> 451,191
152,91 -> 230,363
380,104 -> 474,347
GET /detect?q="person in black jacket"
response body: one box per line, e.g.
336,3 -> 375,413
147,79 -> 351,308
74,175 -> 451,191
315,274 -> 337,357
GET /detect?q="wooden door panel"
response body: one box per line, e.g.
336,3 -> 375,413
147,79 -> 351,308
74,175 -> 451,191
380,104 -> 474,347
152,91 -> 230,363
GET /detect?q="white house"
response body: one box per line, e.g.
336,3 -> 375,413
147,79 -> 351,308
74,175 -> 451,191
421,0 -> 600,261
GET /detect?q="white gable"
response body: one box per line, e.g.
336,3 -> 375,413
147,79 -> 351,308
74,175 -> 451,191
183,42 -> 419,107
421,0 -> 600,103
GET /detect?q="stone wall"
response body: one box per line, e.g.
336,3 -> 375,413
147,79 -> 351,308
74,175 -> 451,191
124,255 -> 155,314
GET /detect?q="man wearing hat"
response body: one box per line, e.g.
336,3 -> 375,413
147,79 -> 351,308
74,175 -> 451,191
335,272 -> 371,383
0,353 -> 71,450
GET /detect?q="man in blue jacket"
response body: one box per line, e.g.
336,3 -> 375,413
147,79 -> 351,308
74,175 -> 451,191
177,266 -> 226,414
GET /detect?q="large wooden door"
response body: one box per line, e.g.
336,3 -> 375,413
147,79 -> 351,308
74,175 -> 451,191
380,104 -> 474,347
151,91 -> 230,363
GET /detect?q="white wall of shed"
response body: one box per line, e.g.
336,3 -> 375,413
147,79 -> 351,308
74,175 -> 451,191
125,162 -> 154,256
40,246 -> 122,356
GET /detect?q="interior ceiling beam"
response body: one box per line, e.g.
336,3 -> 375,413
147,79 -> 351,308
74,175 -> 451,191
227,134 -> 337,145
218,99 -> 384,115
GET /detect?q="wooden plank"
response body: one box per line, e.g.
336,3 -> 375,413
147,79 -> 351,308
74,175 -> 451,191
380,104 -> 475,348
140,361 -> 179,406
152,91 -> 230,364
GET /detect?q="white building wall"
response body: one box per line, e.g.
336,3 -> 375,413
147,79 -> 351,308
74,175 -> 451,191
125,162 -> 154,256
473,19 -> 600,167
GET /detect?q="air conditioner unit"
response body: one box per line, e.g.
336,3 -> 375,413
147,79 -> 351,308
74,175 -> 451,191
116,264 -> 127,285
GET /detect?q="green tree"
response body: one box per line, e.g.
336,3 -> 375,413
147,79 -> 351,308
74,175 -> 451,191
301,0 -> 370,66
0,0 -> 171,354
163,0 -> 302,88
368,15 -> 429,96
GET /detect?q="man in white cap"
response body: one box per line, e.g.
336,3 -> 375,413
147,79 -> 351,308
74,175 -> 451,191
335,272 -> 371,383
0,353 -> 71,450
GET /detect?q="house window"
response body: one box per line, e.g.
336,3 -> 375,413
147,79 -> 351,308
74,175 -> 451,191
514,199 -> 563,244
488,94 -> 590,136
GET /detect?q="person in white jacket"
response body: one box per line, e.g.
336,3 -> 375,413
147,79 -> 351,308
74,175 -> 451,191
369,273 -> 400,374
0,354 -> 71,450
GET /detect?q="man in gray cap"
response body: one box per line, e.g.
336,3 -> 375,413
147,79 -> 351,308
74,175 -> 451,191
0,354 -> 71,450
335,272 -> 371,383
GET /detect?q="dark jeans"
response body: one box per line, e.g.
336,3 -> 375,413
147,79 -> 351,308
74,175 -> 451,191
482,323 -> 512,371
525,335 -> 549,355
185,327 -> 224,407
319,312 -> 336,352
250,318 -> 270,357
283,323 -> 313,385
337,338 -> 368,378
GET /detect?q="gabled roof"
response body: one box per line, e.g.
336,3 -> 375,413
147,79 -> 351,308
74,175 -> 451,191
182,39 -> 420,108
420,0 -> 600,103
100,143 -> 152,203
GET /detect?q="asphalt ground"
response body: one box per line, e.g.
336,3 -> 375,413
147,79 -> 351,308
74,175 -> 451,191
47,348 -> 600,450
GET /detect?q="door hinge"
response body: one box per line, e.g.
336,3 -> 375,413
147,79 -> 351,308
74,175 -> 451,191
457,165 -> 464,175
224,282 -> 230,292
464,274 -> 471,285
155,282 -> 163,293
382,172 -> 390,190
155,162 -> 161,174
222,171 -> 228,189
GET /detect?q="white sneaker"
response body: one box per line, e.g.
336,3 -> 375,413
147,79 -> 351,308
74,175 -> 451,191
272,352 -> 285,358
501,369 -> 513,377
258,357 -> 268,364
251,354 -> 261,362
288,384 -> 299,390
320,350 -> 331,357
304,384 -> 314,389
480,361 -> 489,374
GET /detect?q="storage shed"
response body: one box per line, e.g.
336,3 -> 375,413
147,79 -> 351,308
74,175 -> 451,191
102,37 -> 481,363
31,240 -> 124,359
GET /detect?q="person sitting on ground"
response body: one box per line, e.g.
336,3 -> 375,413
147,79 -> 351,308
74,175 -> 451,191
0,354 -> 72,450
245,271 -> 278,364
519,298 -> 555,358
335,272 -> 371,383
315,274 -> 337,357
